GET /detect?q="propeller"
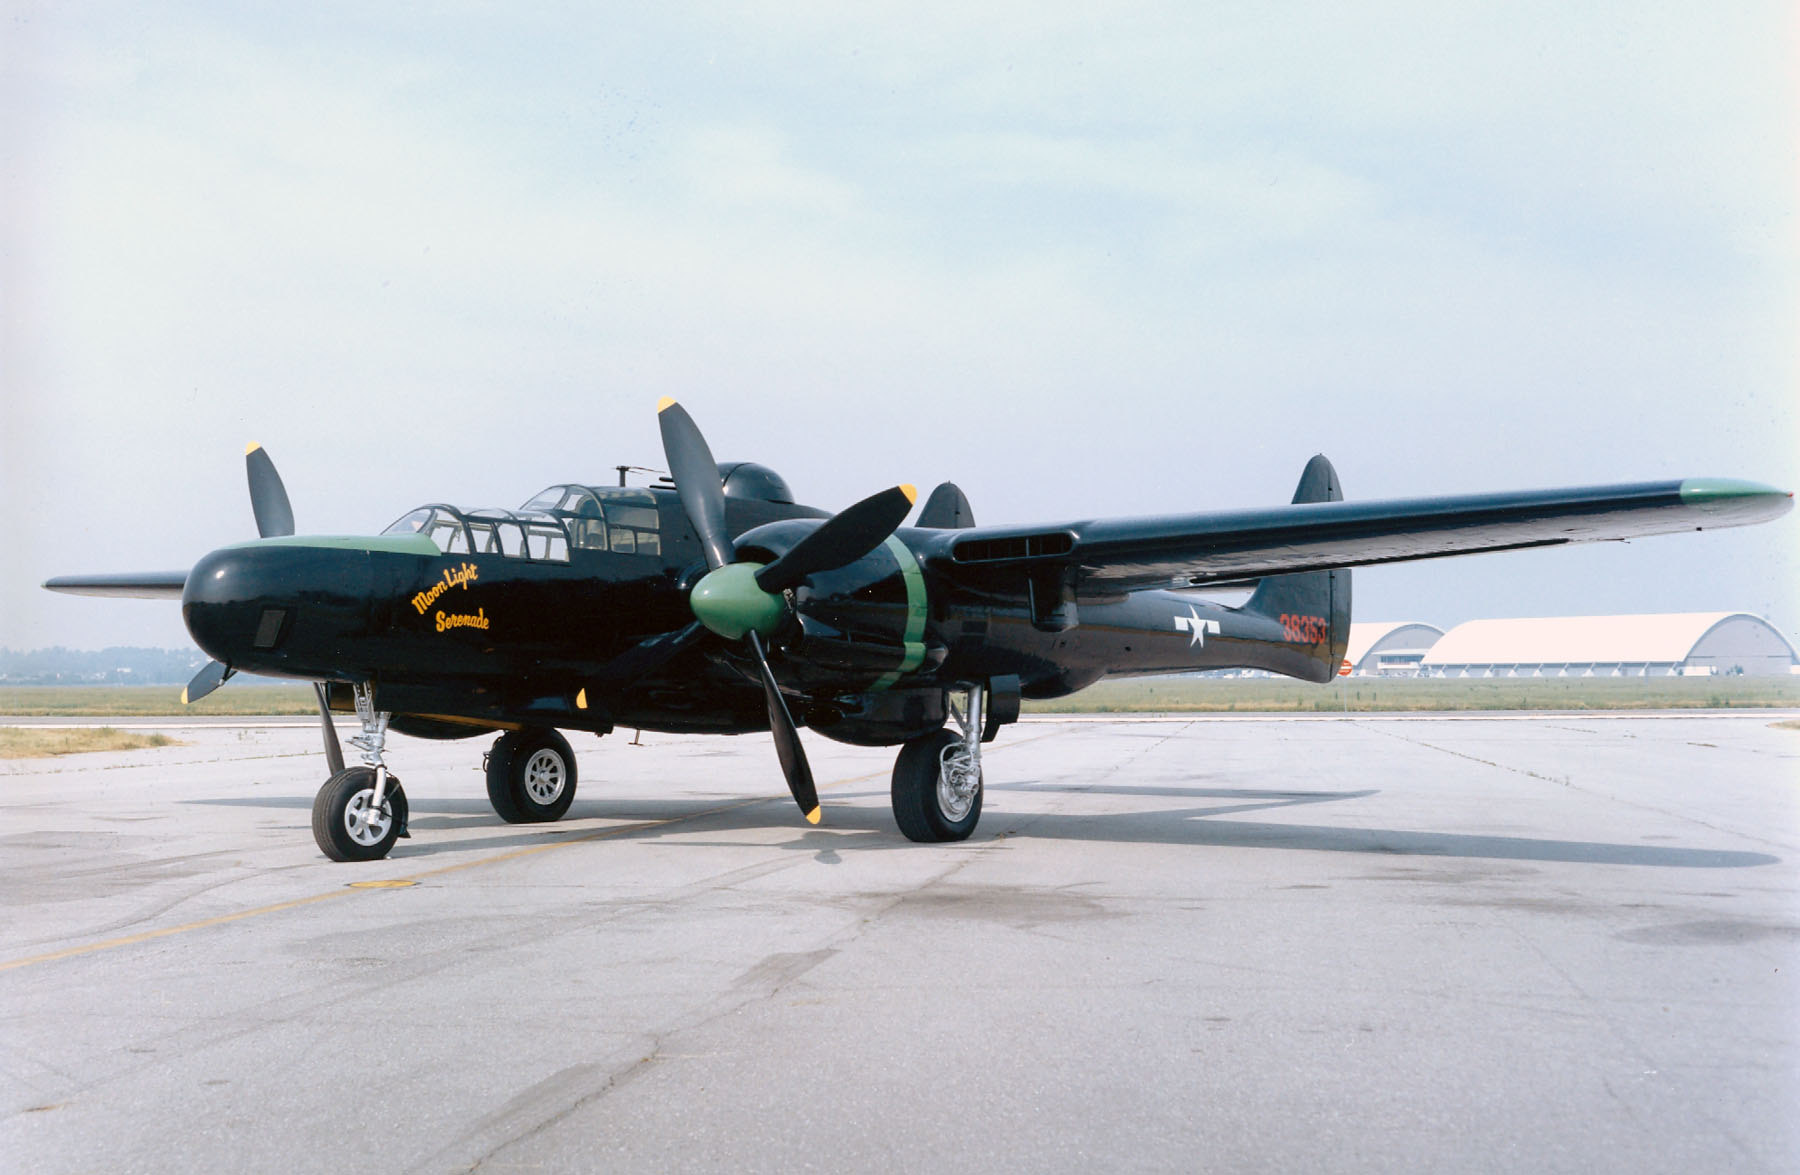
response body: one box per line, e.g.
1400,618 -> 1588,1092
191,447 -> 349,770
246,442 -> 295,538
657,402 -> 734,572
186,443 -> 295,705
314,684 -> 346,775
753,484 -> 917,593
180,658 -> 235,705
652,398 -> 917,824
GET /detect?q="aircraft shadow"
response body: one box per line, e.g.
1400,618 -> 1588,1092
646,803 -> 1776,869
184,788 -> 1779,870
1000,810 -> 1778,868
996,784 -> 1376,802
184,795 -> 775,828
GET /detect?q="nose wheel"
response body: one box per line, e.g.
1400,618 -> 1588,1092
312,766 -> 409,862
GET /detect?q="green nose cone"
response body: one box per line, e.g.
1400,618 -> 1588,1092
690,562 -> 787,640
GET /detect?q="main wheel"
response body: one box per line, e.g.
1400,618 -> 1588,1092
312,767 -> 408,862
891,728 -> 982,843
486,727 -> 578,824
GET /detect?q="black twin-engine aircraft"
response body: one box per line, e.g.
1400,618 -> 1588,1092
45,399 -> 1792,861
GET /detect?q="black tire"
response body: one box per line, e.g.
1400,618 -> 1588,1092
891,728 -> 982,843
312,767 -> 408,862
486,727 -> 578,824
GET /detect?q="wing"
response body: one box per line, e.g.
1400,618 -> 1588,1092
43,572 -> 189,599
924,478 -> 1791,597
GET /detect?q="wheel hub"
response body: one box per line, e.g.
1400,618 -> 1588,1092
523,748 -> 567,805
936,746 -> 980,821
343,788 -> 392,846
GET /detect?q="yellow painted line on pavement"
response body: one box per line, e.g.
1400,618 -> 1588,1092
0,796 -> 759,973
0,729 -> 1068,974
0,890 -> 355,973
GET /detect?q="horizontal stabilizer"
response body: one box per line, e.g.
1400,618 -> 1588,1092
43,572 -> 188,599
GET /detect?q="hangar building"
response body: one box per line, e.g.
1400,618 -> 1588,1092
1417,613 -> 1797,678
1345,622 -> 1446,676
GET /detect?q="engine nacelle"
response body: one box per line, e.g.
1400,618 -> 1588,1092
718,462 -> 796,505
726,518 -> 938,692
806,688 -> 947,746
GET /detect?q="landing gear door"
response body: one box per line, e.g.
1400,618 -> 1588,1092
982,674 -> 1021,742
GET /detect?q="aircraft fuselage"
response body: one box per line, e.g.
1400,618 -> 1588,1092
180,486 -> 1339,741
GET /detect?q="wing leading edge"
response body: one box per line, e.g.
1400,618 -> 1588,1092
928,477 -> 1791,597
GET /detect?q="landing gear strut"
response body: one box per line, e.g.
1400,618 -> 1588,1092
891,682 -> 985,842
310,683 -> 409,862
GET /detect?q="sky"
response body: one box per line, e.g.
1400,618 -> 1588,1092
4,2 -> 1796,652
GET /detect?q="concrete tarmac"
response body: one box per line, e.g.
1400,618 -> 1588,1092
1,714 -> 1796,1173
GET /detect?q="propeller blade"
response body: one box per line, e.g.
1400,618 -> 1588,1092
656,399 -> 733,571
747,630 -> 820,824
313,683 -> 346,776
245,443 -> 295,538
754,484 -> 918,594
181,660 -> 235,705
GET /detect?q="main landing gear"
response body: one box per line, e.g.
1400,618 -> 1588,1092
485,727 -> 579,823
302,679 -> 1000,857
311,683 -> 410,862
891,682 -> 986,842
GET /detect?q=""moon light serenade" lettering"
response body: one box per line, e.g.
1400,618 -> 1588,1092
434,608 -> 489,633
411,562 -> 479,614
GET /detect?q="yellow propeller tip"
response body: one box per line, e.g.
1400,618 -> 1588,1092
244,442 -> 262,456
900,484 -> 918,505
804,806 -> 822,825
575,688 -> 588,711
178,689 -> 191,705
656,397 -> 678,413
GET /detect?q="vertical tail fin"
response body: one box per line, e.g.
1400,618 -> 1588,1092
1244,455 -> 1353,683
916,482 -> 976,529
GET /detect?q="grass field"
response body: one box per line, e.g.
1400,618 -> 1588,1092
0,685 -> 318,717
0,728 -> 183,758
2,677 -> 1797,718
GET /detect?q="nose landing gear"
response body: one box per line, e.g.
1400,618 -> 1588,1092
310,683 -> 409,862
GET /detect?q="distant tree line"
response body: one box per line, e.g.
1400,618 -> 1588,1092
0,647 -> 209,685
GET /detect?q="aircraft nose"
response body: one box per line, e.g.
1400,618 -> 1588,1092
182,542 -> 376,676
182,547 -> 268,665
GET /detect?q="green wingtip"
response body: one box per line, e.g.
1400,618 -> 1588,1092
1679,478 -> 1794,519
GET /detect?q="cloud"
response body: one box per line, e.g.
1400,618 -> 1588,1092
4,3 -> 1794,650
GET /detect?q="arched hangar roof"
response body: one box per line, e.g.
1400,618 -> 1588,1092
1422,613 -> 1796,666
1346,622 -> 1445,666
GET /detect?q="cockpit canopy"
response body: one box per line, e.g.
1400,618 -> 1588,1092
381,485 -> 665,559
382,505 -> 572,560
